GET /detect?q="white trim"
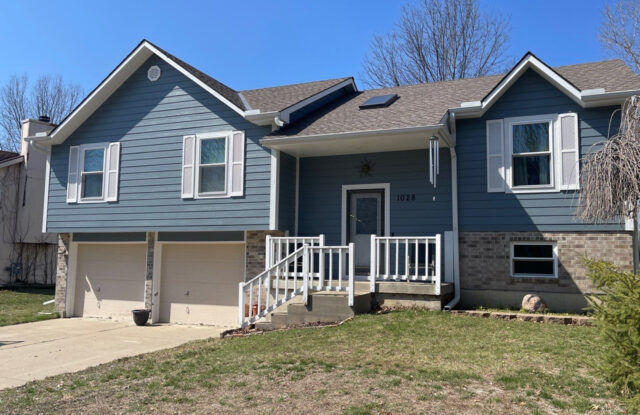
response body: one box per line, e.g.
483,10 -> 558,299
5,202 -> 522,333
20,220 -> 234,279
504,114 -> 558,193
42,151 -> 51,233
278,78 -> 356,124
510,241 -> 558,279
77,143 -> 109,204
262,124 -> 447,147
451,54 -> 582,118
341,183 -> 391,245
294,156 -> 300,236
269,149 -> 280,230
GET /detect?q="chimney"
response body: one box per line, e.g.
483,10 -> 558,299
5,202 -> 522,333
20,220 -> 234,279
20,117 -> 55,158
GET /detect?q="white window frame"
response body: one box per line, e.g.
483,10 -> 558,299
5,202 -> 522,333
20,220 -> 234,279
510,241 -> 558,279
505,114 -> 558,193
194,131 -> 231,199
78,143 -> 108,203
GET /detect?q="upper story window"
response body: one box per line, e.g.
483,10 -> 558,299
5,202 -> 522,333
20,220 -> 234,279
198,136 -> 227,195
510,120 -> 553,189
80,147 -> 106,200
486,113 -> 579,194
66,142 -> 120,204
181,130 -> 245,199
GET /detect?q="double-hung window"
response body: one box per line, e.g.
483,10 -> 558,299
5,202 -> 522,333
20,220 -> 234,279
197,135 -> 227,195
66,142 -> 121,204
510,121 -> 553,188
80,147 -> 106,200
181,130 -> 245,199
486,113 -> 579,193
510,242 -> 558,278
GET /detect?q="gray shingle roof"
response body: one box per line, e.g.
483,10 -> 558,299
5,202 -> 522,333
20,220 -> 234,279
268,59 -> 640,139
0,151 -> 22,164
240,78 -> 352,113
151,41 -> 353,114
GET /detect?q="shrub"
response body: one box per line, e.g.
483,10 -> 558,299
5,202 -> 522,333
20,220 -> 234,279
585,258 -> 640,411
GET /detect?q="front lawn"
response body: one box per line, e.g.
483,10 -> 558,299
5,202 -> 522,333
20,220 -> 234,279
0,287 -> 57,326
0,310 -> 619,414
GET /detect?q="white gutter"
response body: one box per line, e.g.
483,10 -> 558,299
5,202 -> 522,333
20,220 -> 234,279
444,113 -> 460,311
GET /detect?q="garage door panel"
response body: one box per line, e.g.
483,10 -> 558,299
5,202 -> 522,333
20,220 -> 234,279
160,244 -> 244,326
74,244 -> 146,320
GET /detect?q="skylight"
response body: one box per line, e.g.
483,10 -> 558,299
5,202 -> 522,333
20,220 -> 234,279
359,94 -> 399,109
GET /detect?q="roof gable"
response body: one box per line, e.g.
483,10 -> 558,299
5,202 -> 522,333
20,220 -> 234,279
47,40 -> 247,145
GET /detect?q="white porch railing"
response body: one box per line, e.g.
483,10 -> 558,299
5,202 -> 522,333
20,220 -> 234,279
370,235 -> 441,295
239,240 -> 354,327
266,235 -> 325,271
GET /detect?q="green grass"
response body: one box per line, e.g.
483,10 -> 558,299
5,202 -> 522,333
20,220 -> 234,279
0,287 -> 58,326
0,310 -> 621,414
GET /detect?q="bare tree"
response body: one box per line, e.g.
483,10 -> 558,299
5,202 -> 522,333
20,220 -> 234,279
361,0 -> 510,88
0,74 -> 82,152
600,0 -> 640,74
578,96 -> 640,271
0,75 -> 29,152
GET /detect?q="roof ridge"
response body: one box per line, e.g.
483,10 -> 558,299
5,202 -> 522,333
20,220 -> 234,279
241,77 -> 351,93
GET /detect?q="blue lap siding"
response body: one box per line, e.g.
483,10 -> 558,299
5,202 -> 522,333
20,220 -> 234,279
297,149 -> 452,245
456,69 -> 623,232
46,56 -> 272,232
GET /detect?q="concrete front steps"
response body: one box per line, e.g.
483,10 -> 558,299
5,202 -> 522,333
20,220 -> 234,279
256,290 -> 372,330
254,280 -> 454,330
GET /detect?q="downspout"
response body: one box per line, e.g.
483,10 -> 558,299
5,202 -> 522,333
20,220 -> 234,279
444,114 -> 460,310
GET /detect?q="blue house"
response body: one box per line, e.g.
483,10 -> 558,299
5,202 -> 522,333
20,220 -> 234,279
30,40 -> 640,327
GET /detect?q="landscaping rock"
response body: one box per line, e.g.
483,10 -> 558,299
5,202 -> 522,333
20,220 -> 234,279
522,294 -> 547,313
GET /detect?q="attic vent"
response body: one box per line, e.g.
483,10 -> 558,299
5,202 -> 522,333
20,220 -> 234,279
359,94 -> 399,109
147,65 -> 161,82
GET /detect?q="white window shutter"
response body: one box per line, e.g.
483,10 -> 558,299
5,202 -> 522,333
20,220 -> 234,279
229,130 -> 245,196
105,142 -> 120,202
181,135 -> 196,198
66,146 -> 80,203
559,113 -> 579,190
486,119 -> 505,192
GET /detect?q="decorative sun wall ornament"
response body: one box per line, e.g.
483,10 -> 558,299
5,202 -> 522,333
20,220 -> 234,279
357,158 -> 376,177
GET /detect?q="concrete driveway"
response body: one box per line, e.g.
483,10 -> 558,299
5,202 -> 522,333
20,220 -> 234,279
0,318 -> 225,390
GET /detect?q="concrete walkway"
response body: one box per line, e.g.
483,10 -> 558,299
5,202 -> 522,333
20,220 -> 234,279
0,318 -> 224,390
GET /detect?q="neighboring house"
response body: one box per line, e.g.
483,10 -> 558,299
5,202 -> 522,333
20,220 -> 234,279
33,40 -> 640,327
0,119 -> 57,286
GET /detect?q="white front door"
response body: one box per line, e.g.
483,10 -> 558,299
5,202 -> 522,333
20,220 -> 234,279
348,190 -> 384,269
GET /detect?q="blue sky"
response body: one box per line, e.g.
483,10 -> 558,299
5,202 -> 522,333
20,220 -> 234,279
0,0 -> 609,94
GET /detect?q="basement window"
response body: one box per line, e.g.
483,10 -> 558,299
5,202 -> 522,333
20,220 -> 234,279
510,242 -> 558,278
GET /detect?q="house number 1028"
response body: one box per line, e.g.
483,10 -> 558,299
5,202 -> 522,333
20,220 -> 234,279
396,193 -> 416,202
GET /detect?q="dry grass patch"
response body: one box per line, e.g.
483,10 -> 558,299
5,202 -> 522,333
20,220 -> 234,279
0,310 -> 622,414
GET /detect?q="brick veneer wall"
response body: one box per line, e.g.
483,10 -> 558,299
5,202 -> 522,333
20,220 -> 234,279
245,230 -> 284,281
459,231 -> 633,294
54,233 -> 71,316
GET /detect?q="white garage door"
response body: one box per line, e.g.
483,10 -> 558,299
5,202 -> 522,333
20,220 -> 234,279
160,243 -> 244,326
74,243 -> 146,319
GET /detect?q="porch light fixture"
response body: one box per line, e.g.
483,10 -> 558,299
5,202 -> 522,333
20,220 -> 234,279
429,136 -> 440,187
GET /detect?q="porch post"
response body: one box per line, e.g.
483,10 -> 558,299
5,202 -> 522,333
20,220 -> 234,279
435,234 -> 442,296
369,234 -> 376,293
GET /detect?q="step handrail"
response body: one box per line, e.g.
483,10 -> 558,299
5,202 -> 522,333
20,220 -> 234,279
238,245 -> 307,327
